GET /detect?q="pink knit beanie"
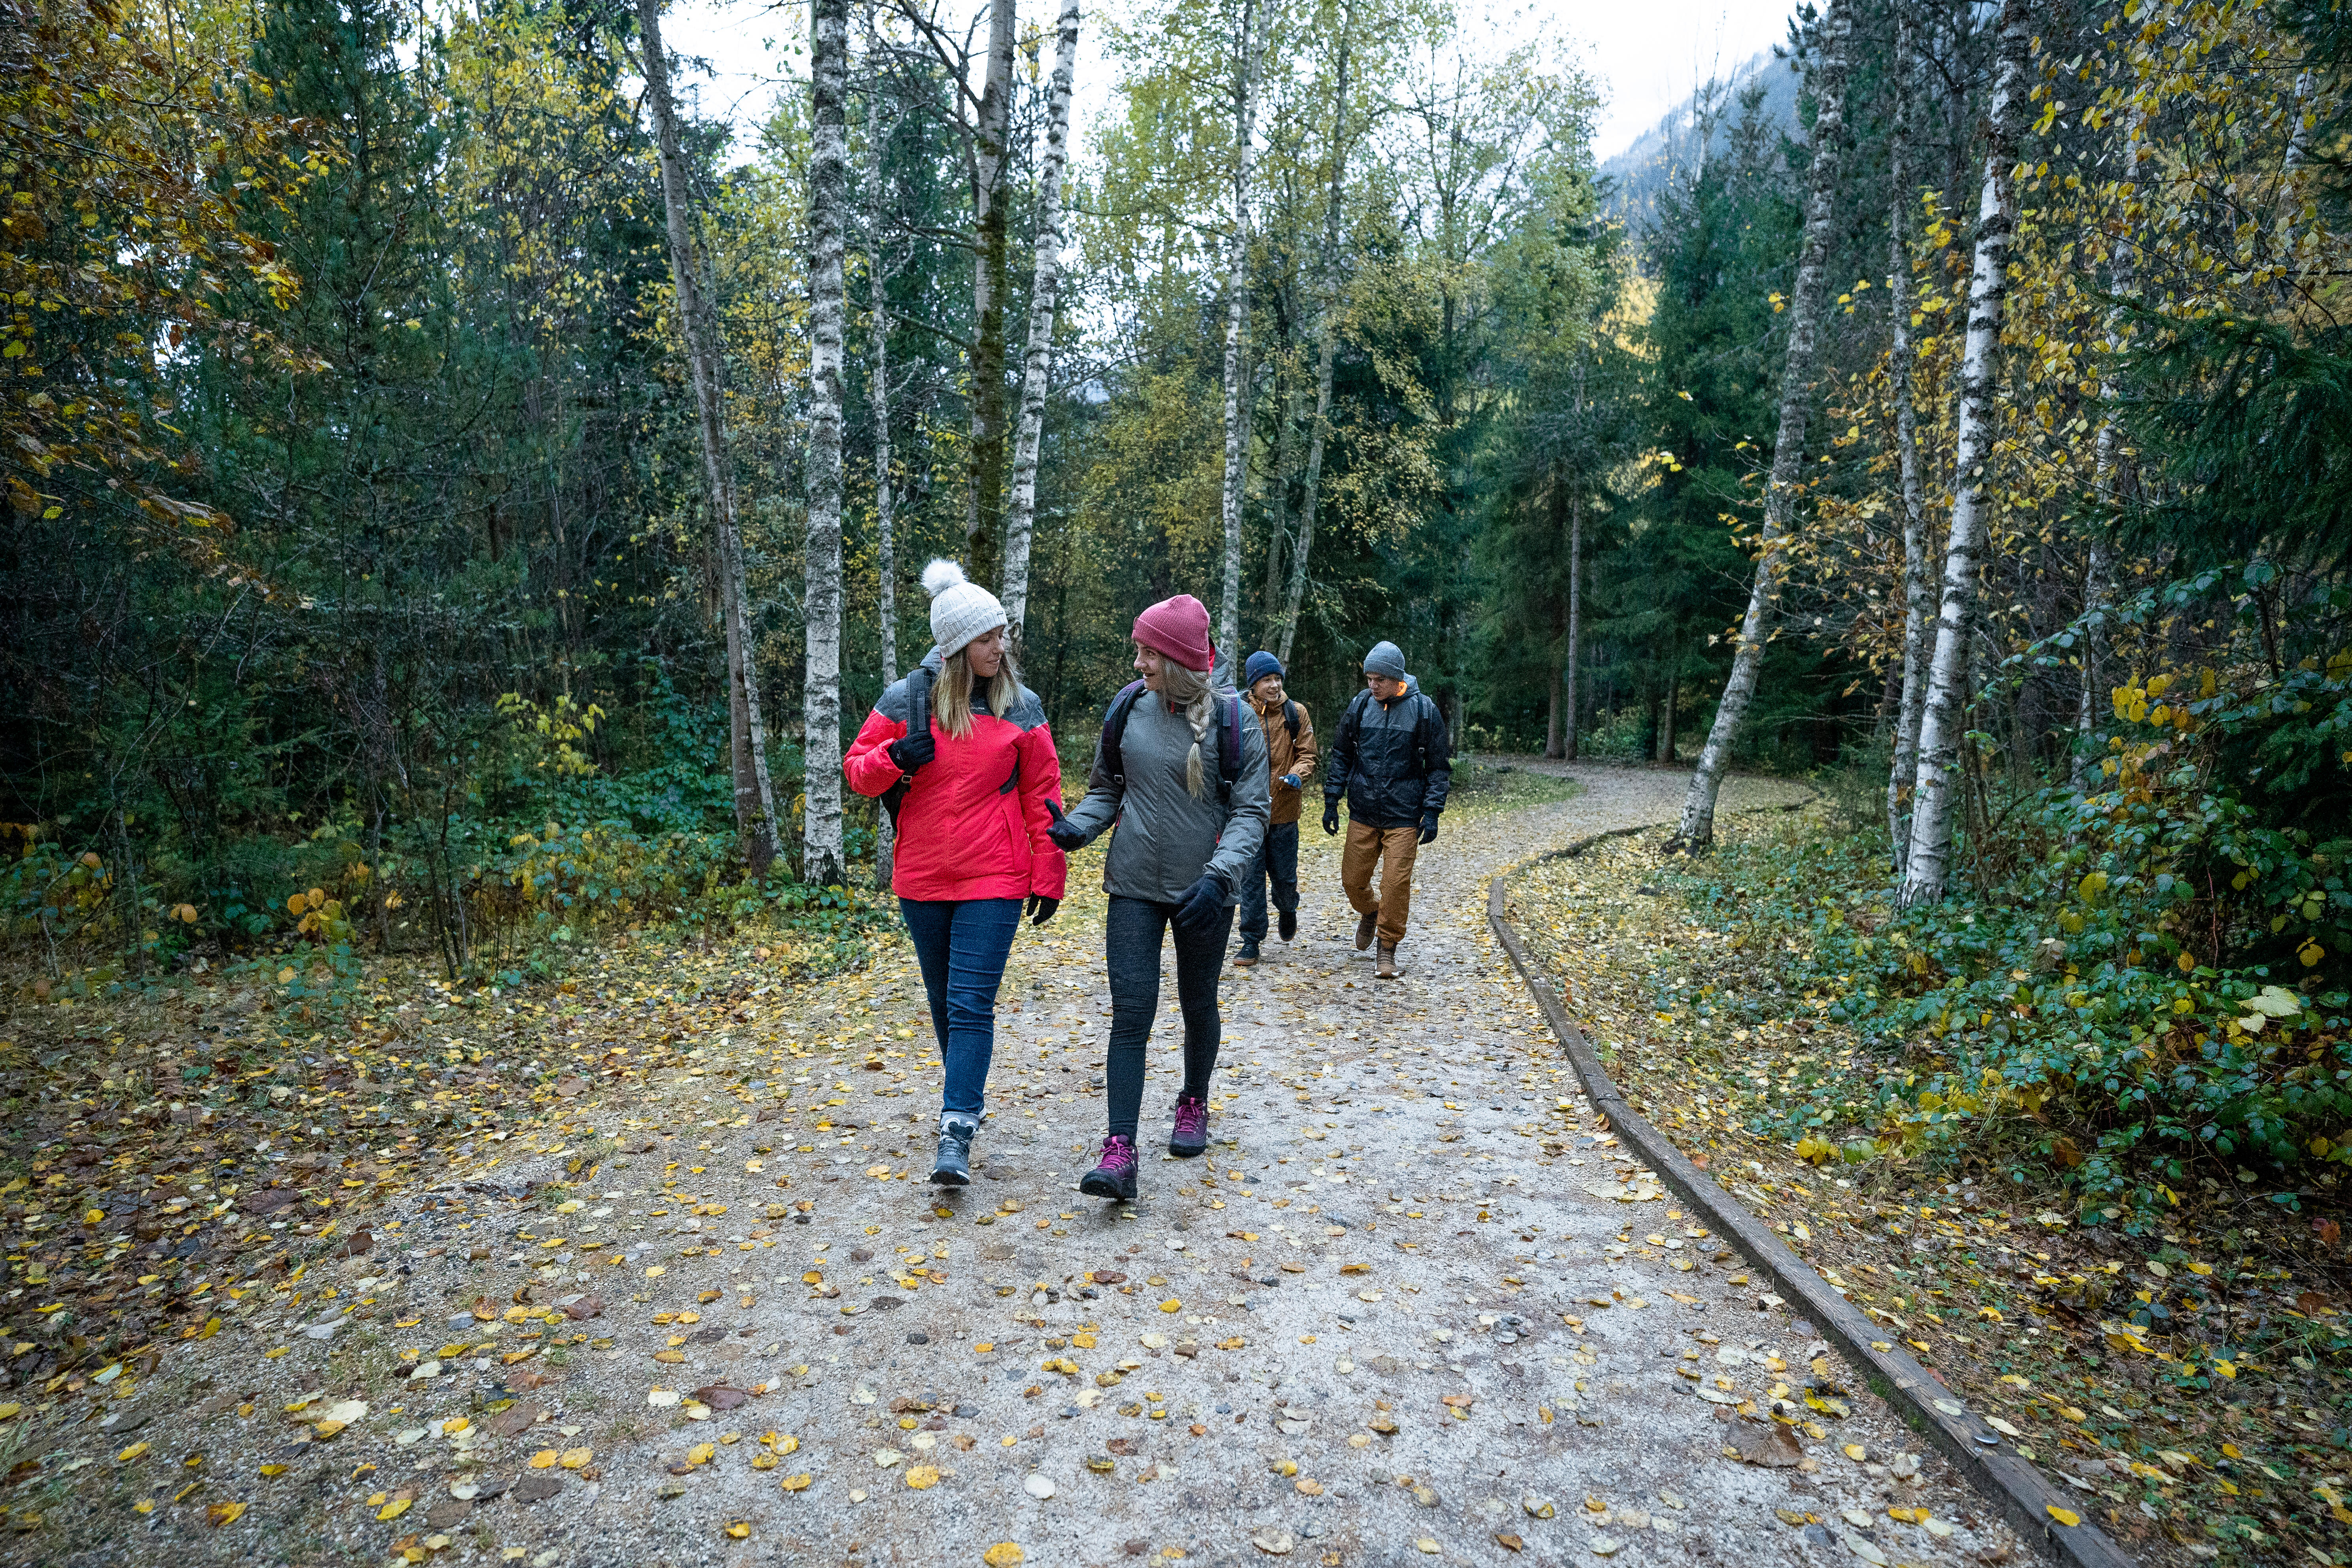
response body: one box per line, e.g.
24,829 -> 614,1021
1131,595 -> 1215,673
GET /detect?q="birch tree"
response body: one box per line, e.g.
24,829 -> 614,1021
1214,0 -> 1267,683
1898,0 -> 2029,907
1671,0 -> 1852,852
1885,0 -> 1932,864
966,0 -> 1018,581
802,0 -> 851,886
865,4 -> 900,886
1000,0 -> 1082,638
634,0 -> 782,873
1276,0 -> 1348,665
2072,101 -> 2144,792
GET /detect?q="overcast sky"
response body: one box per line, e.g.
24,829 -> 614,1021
653,0 -> 1795,165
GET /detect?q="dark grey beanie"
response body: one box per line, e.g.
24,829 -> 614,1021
1363,640 -> 1407,680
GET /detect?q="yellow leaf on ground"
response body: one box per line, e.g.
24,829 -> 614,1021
983,1546 -> 1026,1567
906,1464 -> 940,1489
207,1501 -> 248,1526
2047,1506 -> 2081,1528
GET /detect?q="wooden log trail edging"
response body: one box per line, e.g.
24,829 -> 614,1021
1486,826 -> 2138,1568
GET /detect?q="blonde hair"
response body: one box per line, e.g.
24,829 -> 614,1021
1157,657 -> 1217,798
933,646 -> 1021,740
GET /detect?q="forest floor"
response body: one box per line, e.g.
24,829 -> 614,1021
1501,807 -> 2352,1568
0,761 -> 2055,1568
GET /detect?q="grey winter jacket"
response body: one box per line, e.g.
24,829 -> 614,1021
1060,687 -> 1271,904
1324,688 -> 1453,829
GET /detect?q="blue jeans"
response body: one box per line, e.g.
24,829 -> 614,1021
898,897 -> 1023,1119
1237,818 -> 1299,944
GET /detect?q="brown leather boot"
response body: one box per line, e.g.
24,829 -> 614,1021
1354,909 -> 1380,951
1375,940 -> 1399,979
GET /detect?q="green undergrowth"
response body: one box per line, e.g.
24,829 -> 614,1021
1652,797 -> 2350,1240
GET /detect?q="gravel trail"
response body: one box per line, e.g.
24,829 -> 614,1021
49,765 -> 2028,1568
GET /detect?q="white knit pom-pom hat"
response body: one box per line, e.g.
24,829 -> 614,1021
921,559 -> 1008,659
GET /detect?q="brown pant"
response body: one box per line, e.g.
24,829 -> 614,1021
1341,821 -> 1421,945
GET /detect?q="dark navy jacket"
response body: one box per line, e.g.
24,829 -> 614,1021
1324,689 -> 1452,829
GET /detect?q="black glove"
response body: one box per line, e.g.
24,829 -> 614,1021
1025,894 -> 1059,926
1418,814 -> 1440,845
1322,801 -> 1340,836
1171,872 -> 1227,934
1044,799 -> 1087,852
888,729 -> 936,773
1279,773 -> 1302,790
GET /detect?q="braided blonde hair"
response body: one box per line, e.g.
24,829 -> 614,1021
1157,657 -> 1217,799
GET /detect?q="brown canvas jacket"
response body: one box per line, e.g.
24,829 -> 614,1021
1250,692 -> 1318,825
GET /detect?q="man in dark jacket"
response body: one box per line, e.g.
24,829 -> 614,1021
1322,639 -> 1452,978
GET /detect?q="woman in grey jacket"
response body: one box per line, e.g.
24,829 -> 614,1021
1047,594 -> 1270,1199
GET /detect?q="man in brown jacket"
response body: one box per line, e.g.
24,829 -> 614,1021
1233,651 -> 1316,966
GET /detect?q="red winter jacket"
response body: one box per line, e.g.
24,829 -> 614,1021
844,649 -> 1068,903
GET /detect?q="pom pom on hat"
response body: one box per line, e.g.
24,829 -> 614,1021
921,558 -> 1008,659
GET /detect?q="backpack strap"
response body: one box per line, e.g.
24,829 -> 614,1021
1283,699 -> 1300,740
1099,680 -> 1148,786
1215,693 -> 1243,808
880,666 -> 935,828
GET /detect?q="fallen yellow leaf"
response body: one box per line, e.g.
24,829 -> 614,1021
2047,1506 -> 2081,1528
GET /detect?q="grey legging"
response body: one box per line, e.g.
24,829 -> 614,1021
1103,894 -> 1233,1141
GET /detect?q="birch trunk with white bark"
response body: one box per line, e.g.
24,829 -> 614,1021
964,0 -> 1017,582
1000,0 -> 1081,639
1899,0 -> 2029,908
1215,0 -> 1266,686
1886,0 -> 1930,865
636,0 -> 781,874
1276,1 -> 1347,665
1672,0 -> 1851,851
865,7 -> 898,887
801,0 -> 851,886
2072,103 -> 2144,791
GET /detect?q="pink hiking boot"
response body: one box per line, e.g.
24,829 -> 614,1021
1168,1095 -> 1210,1158
1079,1134 -> 1139,1202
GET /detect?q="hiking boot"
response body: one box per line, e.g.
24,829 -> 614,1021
931,1114 -> 977,1186
1169,1096 -> 1210,1158
1354,909 -> 1380,951
1078,1134 -> 1139,1202
1278,909 -> 1297,942
1375,940 -> 1399,979
1231,941 -> 1261,968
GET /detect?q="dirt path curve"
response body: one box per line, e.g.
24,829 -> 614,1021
64,766 -> 2028,1568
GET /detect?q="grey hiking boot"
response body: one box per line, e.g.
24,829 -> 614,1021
1375,940 -> 1399,979
931,1114 -> 977,1186
1355,909 -> 1380,951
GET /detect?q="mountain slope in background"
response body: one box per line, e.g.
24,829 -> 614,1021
1599,48 -> 1801,243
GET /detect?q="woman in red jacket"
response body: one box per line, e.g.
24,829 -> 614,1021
843,560 -> 1067,1185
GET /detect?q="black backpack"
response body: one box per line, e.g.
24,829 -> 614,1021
882,665 -> 1021,828
881,667 -> 933,828
1100,680 -> 1246,808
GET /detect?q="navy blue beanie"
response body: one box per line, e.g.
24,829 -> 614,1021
1244,650 -> 1285,687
